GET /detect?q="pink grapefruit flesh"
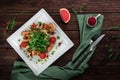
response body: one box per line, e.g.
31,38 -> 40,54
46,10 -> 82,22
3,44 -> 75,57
59,8 -> 71,23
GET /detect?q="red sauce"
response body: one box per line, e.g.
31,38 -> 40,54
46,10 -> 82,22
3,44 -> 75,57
88,16 -> 96,26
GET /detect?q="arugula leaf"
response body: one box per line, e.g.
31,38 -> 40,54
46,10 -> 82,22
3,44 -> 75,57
6,17 -> 16,30
71,8 -> 78,15
28,29 -> 49,52
10,17 -> 16,29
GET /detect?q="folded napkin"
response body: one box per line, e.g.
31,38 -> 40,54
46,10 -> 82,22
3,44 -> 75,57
12,14 -> 104,80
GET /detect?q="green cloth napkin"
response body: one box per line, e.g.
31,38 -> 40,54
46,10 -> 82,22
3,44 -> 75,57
12,14 -> 104,80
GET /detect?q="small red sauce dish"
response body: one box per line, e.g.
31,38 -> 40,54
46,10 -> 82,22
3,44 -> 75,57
87,14 -> 101,27
87,16 -> 97,27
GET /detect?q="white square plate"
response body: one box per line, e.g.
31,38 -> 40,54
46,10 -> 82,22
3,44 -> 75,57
7,8 -> 74,76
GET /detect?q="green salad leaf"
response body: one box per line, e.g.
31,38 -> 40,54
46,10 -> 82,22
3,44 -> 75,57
28,29 -> 49,52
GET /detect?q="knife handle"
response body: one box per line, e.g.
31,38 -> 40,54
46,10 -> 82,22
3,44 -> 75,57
72,50 -> 92,69
72,43 -> 90,64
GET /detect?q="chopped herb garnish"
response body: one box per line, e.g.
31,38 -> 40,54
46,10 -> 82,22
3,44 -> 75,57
57,36 -> 60,39
51,51 -> 55,55
18,39 -> 20,42
38,59 -> 41,62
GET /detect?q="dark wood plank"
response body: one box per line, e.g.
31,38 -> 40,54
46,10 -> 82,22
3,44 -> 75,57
0,13 -> 120,31
0,0 -> 120,13
1,65 -> 120,80
0,66 -> 12,80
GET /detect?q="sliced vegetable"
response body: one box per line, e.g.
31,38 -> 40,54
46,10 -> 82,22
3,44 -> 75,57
47,44 -> 54,52
20,41 -> 28,48
39,52 -> 47,59
49,36 -> 56,44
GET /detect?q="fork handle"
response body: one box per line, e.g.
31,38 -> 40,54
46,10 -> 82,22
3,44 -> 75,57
72,50 -> 92,69
72,43 -> 90,64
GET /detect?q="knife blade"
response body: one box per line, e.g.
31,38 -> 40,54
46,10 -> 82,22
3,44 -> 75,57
90,34 -> 105,51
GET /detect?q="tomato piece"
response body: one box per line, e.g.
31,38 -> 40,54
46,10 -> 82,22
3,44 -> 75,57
39,52 -> 47,59
49,37 -> 56,44
31,23 -> 37,28
20,41 -> 28,48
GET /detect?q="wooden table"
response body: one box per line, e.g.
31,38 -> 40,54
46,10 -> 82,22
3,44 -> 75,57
0,0 -> 120,80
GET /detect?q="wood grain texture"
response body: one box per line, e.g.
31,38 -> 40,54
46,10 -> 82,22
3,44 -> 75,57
0,0 -> 120,80
0,0 -> 120,13
0,13 -> 120,31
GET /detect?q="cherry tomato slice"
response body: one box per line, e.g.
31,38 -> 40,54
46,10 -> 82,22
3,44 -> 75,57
20,41 -> 28,48
39,52 -> 47,59
49,37 -> 56,44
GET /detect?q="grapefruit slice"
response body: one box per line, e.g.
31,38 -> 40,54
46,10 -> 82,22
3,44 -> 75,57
59,8 -> 71,23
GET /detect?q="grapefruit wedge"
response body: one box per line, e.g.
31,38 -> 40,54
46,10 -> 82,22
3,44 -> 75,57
59,8 -> 71,23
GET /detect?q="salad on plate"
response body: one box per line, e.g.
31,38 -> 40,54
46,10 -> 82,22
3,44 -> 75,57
20,22 -> 61,63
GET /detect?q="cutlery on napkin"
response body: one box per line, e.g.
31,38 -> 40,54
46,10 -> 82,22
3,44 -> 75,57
72,34 -> 105,69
